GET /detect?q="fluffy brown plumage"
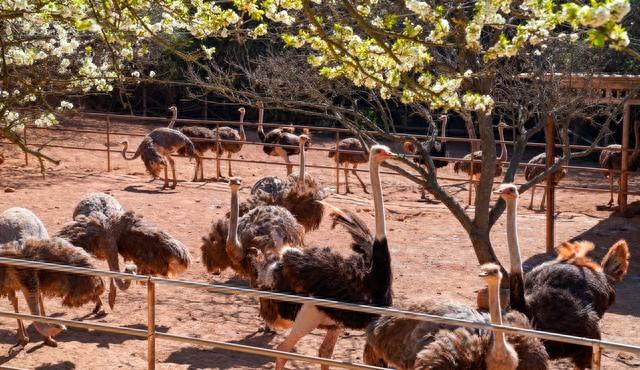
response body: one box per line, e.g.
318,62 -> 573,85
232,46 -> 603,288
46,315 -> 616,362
524,240 -> 629,369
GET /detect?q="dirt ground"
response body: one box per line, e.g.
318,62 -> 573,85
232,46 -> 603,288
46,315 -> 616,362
0,117 -> 639,370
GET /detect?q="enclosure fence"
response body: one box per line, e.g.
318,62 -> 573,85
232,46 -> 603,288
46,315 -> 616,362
0,257 -> 639,370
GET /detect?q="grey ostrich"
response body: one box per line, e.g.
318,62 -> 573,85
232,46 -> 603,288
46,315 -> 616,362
403,115 -> 450,200
211,107 -> 247,178
256,101 -> 310,175
200,177 -> 304,279
454,122 -> 507,200
523,153 -> 566,210
494,183 -> 629,369
167,105 -> 218,181
248,134 -> 326,232
55,192 -> 191,309
251,145 -> 396,370
0,207 -> 105,352
364,263 -> 548,370
599,120 -> 640,206
120,113 -> 200,189
328,137 -> 369,194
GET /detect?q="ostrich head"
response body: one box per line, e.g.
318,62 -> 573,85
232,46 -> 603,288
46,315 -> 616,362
229,176 -> 242,190
299,134 -> 310,146
480,263 -> 519,370
238,107 -> 246,121
493,183 -> 519,201
168,105 -> 177,114
370,145 -> 397,163
402,140 -> 417,155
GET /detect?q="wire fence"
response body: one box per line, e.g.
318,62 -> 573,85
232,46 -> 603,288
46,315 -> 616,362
0,257 -> 639,370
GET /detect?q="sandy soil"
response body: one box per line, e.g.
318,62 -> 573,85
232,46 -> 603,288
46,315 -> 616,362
0,118 -> 639,370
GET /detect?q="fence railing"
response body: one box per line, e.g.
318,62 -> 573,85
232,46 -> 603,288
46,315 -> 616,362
0,257 -> 639,370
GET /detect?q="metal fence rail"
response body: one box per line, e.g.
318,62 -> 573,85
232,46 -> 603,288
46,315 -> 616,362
0,257 -> 638,370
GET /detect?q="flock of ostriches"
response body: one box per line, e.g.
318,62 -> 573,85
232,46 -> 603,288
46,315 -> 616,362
0,106 -> 633,370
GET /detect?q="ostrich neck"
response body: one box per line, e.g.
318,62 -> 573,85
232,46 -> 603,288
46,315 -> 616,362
440,119 -> 448,142
506,199 -> 523,274
487,280 -> 508,355
227,188 -> 241,251
631,123 -> 640,161
497,126 -> 506,162
239,120 -> 246,141
168,109 -> 177,128
370,159 -> 386,241
298,142 -> 306,185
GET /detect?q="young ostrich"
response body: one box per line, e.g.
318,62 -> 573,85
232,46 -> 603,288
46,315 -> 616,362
200,177 -> 304,280
0,207 -> 105,351
403,115 -> 450,200
599,120 -> 640,206
523,153 -> 566,210
494,183 -> 629,369
248,134 -> 326,232
363,263 -> 548,370
328,137 -> 369,194
166,105 -> 218,181
120,116 -> 200,189
252,145 -> 397,370
256,101 -> 310,175
55,192 -> 191,309
454,122 -> 508,200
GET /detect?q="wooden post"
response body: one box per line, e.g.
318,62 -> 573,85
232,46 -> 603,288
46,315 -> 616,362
545,115 -> 556,254
591,344 -> 602,370
468,155 -> 474,205
215,122 -> 221,180
619,102 -> 630,214
335,132 -> 340,194
147,279 -> 156,370
106,118 -> 112,172
23,126 -> 28,166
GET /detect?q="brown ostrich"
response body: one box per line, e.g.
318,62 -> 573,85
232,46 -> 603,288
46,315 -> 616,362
454,122 -> 508,200
251,145 -> 396,370
402,115 -> 450,200
211,107 -> 246,178
328,137 -> 368,194
523,153 -> 567,210
167,105 -> 218,181
494,183 -> 629,369
120,115 -> 200,189
363,263 -> 548,370
0,207 -> 105,352
55,192 -> 191,309
200,177 -> 304,279
598,120 -> 640,206
248,134 -> 326,232
256,101 -> 310,175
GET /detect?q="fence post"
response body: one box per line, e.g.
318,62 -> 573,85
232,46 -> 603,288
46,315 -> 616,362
106,118 -> 112,172
545,115 -> 556,254
147,278 -> 156,370
591,344 -> 602,370
620,102 -> 630,215
215,123 -> 221,180
23,125 -> 28,166
468,155 -> 474,205
335,132 -> 340,194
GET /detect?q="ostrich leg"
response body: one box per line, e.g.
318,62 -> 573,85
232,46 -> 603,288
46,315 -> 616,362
168,156 -> 177,189
200,156 -> 204,181
344,166 -> 352,194
283,153 -> 292,175
228,152 -> 233,177
608,171 -> 614,206
275,304 -> 325,370
192,158 -> 201,182
162,162 -> 169,189
528,185 -> 536,210
8,292 -> 28,350
318,327 -> 342,370
352,163 -> 369,193
38,294 -> 60,347
540,187 -> 547,210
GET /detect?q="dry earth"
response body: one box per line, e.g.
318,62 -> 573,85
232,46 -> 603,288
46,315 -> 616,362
0,117 -> 639,369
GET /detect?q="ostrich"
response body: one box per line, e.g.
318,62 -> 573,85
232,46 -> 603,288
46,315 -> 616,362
523,153 -> 566,210
0,207 -> 105,351
251,145 -> 397,370
328,137 -> 368,194
210,107 -> 246,178
248,134 -> 326,232
55,192 -> 191,309
200,177 -> 304,280
454,122 -> 508,200
120,119 -> 200,189
256,101 -> 310,175
599,120 -> 640,206
403,115 -> 450,200
363,263 -> 548,370
494,183 -> 629,369
166,105 -> 218,182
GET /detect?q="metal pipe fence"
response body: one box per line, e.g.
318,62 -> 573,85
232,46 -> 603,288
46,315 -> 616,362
0,257 -> 638,370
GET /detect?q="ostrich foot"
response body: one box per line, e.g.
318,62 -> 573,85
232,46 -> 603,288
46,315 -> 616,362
344,188 -> 353,195
8,343 -> 26,356
258,324 -> 276,335
43,336 -> 58,347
